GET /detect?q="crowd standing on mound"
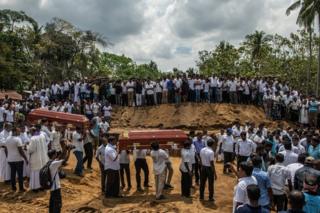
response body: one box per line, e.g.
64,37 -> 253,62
0,75 -> 320,213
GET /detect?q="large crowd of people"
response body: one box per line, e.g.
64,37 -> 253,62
0,75 -> 320,213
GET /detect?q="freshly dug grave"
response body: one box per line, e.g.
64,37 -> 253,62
112,103 -> 288,130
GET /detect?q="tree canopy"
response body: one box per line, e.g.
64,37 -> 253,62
0,9 -> 320,95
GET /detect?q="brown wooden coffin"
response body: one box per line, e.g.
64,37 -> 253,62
118,129 -> 188,150
27,109 -> 90,129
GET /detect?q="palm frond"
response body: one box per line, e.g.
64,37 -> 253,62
286,0 -> 301,15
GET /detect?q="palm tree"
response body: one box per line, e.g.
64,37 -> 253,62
287,0 -> 314,95
287,0 -> 320,95
243,31 -> 272,72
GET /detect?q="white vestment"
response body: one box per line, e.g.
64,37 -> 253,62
28,134 -> 49,189
0,130 -> 12,182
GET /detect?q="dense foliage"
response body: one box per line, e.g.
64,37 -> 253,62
0,8 -> 319,95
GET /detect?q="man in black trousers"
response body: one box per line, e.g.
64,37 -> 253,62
199,139 -> 217,201
134,149 -> 150,191
104,136 -> 121,198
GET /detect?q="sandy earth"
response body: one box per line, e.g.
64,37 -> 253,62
0,156 -> 236,213
112,103 -> 287,130
0,103 -> 284,213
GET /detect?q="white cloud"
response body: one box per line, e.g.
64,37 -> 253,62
0,0 -> 301,71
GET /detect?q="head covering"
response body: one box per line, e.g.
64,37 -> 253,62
227,128 -> 232,134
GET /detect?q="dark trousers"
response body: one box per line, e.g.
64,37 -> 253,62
134,159 -> 149,188
120,163 -> 131,188
83,143 -> 93,169
180,170 -> 192,197
99,163 -> 106,192
156,92 -> 162,105
237,155 -> 249,171
146,94 -> 154,106
223,151 -> 233,173
200,166 -> 214,199
49,189 -> 62,213
73,151 -> 83,175
105,169 -> 120,197
273,194 -> 287,212
8,161 -> 24,190
194,155 -> 201,184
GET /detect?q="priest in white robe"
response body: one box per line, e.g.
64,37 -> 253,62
28,126 -> 49,191
0,123 -> 12,182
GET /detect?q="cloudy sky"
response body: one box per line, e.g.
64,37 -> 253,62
0,0 -> 301,71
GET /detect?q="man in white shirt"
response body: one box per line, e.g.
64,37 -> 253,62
230,161 -> 258,212
200,139 -> 217,201
72,127 -> 84,177
2,127 -> 28,192
236,132 -> 256,171
102,103 -> 112,122
286,153 -> 305,185
180,140 -> 193,197
126,79 -> 135,107
150,142 -> 168,200
119,149 -> 131,191
134,148 -> 150,191
104,136 -> 121,198
219,128 -> 235,174
279,140 -> 298,166
48,150 -> 64,213
95,138 -> 107,193
268,153 -> 292,212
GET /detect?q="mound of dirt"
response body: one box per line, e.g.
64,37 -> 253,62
112,103 -> 286,130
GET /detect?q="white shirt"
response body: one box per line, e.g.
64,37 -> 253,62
103,105 -> 112,117
135,149 -> 147,159
5,110 -> 14,122
236,139 -> 256,156
221,135 -> 235,153
104,144 -> 120,170
95,145 -> 106,166
180,148 -> 193,172
200,147 -> 214,167
72,131 -> 83,152
119,150 -> 130,164
126,81 -> 135,92
150,149 -> 168,175
279,150 -> 298,166
5,136 -> 23,162
0,106 -> 5,122
268,163 -> 291,195
286,162 -> 304,184
51,130 -> 62,152
100,121 -> 110,134
234,176 -> 258,206
50,159 -> 64,191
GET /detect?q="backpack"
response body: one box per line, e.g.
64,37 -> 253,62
39,160 -> 56,190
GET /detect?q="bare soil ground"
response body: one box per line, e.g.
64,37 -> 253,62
0,103 -> 285,213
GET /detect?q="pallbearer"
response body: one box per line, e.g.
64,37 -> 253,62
199,138 -> 217,201
104,136 -> 121,198
180,140 -> 193,197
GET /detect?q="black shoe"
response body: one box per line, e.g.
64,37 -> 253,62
165,184 -> 174,189
156,195 -> 165,200
127,186 -> 132,191
12,187 -> 17,191
137,187 -> 143,192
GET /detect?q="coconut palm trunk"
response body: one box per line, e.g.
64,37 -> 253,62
308,28 -> 312,95
317,14 -> 320,96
